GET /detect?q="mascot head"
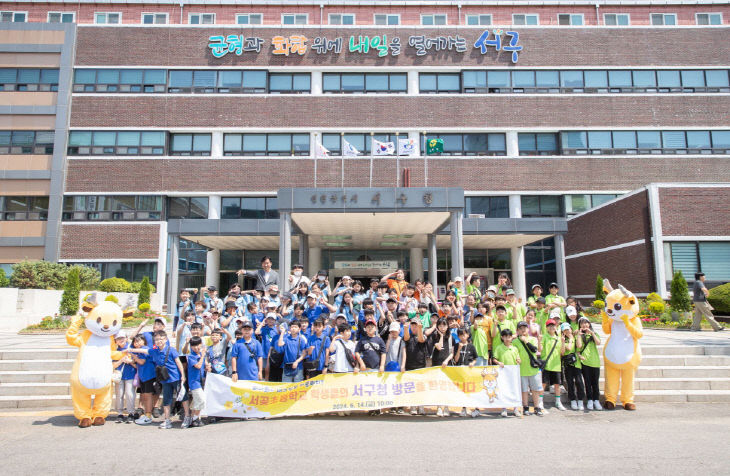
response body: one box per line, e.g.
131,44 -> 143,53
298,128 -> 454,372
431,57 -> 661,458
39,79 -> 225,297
81,294 -> 133,337
602,279 -> 639,322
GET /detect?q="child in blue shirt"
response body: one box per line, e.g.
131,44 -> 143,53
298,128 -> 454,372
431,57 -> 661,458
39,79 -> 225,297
305,318 -> 331,379
231,322 -> 263,382
112,331 -> 137,423
187,336 -> 207,427
145,331 -> 187,429
277,319 -> 308,383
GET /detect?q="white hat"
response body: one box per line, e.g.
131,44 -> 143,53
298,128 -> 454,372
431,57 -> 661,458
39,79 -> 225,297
389,322 -> 401,333
307,293 -> 317,299
115,330 -> 127,339
266,302 -> 278,308
453,276 -> 463,282
342,275 -> 352,280
265,312 -> 277,320
549,308 -> 562,318
566,305 -> 577,316
487,285 -> 498,293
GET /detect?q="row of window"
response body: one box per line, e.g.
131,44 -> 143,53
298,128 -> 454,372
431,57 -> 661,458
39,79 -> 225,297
560,130 -> 730,155
0,69 -> 59,92
667,242 -> 730,282
4,10 -> 724,26
72,69 -> 730,95
0,131 -> 54,155
0,196 -> 49,221
69,261 -> 158,285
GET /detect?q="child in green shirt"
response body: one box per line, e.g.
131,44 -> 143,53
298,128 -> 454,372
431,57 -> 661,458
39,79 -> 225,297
577,317 -> 602,411
493,328 -> 521,418
515,321 -> 544,416
541,319 -> 565,411
491,305 -> 516,356
560,323 -> 585,411
470,313 -> 491,366
408,301 -> 432,329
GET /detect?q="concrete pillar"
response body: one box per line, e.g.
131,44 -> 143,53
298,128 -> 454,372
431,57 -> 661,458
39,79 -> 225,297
206,248 -> 220,289
279,212 -> 292,283
410,247 -> 424,282
167,235 -> 180,323
509,194 -> 522,218
506,130 -> 519,157
555,234 -> 568,296
311,71 -> 323,94
208,195 -> 221,220
309,247 -> 322,277
510,246 -> 527,301
647,184 -> 668,298
156,222 -> 168,312
408,131 -> 421,156
450,211 -> 464,281
407,70 -> 419,94
299,234 -> 309,278
428,234 -> 438,288
211,131 -> 224,157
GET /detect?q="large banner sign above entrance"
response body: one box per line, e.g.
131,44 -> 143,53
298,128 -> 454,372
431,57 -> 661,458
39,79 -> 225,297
278,187 -> 464,213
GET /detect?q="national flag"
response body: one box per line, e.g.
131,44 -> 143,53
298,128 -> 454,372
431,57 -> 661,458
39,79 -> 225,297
426,138 -> 444,155
372,139 -> 395,156
342,139 -> 360,157
398,138 -> 416,156
314,141 -> 330,158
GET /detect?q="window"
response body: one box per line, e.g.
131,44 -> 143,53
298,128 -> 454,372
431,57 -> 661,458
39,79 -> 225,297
466,14 -> 492,26
142,13 -> 168,24
513,14 -> 539,25
521,196 -> 563,217
282,14 -> 307,25
559,130 -> 730,155
518,133 -> 559,155
421,14 -> 447,26
166,197 -> 208,219
236,14 -> 262,25
68,131 -> 165,156
169,134 -> 211,156
324,73 -> 406,94
0,12 -> 26,22
73,69 -> 165,93
558,14 -> 584,25
374,14 -> 400,25
221,197 -> 279,219
189,13 -> 215,24
269,73 -> 311,93
419,73 -> 460,93
223,133 -> 310,156
0,68 -> 59,92
74,262 -> 158,286
422,133 -> 506,156
63,196 -> 163,221
565,194 -> 620,215
465,196 -> 509,218
651,13 -> 676,25
329,13 -> 355,25
604,13 -> 630,26
0,131 -> 54,155
696,13 -> 722,25
666,242 -> 730,282
94,12 -> 121,24
48,12 -> 75,23
0,196 -> 49,220
321,133 -> 399,156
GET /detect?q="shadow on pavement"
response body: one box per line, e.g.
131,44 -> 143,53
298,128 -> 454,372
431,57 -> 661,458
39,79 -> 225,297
32,415 -> 78,427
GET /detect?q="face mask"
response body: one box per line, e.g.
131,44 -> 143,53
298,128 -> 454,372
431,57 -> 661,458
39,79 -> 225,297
318,276 -> 326,282
294,271 -> 302,277
270,293 -> 278,297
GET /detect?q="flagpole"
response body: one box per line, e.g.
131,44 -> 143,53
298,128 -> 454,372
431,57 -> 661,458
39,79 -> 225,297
395,132 -> 399,188
340,132 -> 344,189
423,131 -> 428,187
314,133 -> 318,188
369,132 -> 374,188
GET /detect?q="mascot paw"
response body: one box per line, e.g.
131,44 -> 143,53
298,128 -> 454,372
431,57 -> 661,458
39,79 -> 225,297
92,417 -> 106,426
78,418 -> 92,428
604,401 -> 616,410
624,403 -> 636,411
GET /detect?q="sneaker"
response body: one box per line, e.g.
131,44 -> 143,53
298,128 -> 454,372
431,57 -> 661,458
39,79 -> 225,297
114,414 -> 123,423
593,400 -> 603,411
514,408 -> 523,417
181,416 -> 192,429
555,400 -> 566,411
587,400 -> 594,411
159,419 -> 172,429
570,400 -> 578,410
471,409 -> 480,418
436,407 -> 444,417
500,410 -> 509,418
410,408 -> 418,416
715,326 -> 726,332
337,412 -> 346,417
535,408 -> 544,416
578,401 -> 584,411
135,415 -> 152,425
443,408 -> 450,417
417,406 -> 425,415
191,419 -> 203,428
207,417 -> 217,424
125,414 -> 133,423
539,406 -> 549,415
396,408 -> 405,415
524,407 -> 532,416
460,408 -> 468,417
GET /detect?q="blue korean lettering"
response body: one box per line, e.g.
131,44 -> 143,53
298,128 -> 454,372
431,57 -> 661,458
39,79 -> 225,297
503,31 -> 523,63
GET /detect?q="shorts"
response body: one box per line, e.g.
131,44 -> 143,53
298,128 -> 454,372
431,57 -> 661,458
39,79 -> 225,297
475,356 -> 489,366
190,388 -> 206,411
542,370 -> 562,386
161,381 -> 187,406
521,374 -> 542,392
139,378 -> 156,394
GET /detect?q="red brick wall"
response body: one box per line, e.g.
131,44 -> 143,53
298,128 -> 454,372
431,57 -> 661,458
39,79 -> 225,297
60,223 -> 160,260
565,190 -> 651,256
73,26 -> 730,67
659,186 -> 730,236
68,95 -> 730,129
566,242 -> 655,295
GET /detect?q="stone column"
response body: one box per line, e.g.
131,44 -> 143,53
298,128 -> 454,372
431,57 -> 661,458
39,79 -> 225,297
510,246 -> 527,301
410,247 -> 424,282
450,211 -> 464,281
279,212 -> 292,286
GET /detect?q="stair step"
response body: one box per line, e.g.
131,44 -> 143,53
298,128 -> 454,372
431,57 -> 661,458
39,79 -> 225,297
0,382 -> 70,396
598,377 -> 730,391
0,395 -> 72,409
632,390 -> 730,403
599,355 -> 730,366
0,371 -> 71,383
0,350 -> 77,360
635,366 -> 730,378
0,360 -> 75,371
638,345 -> 730,356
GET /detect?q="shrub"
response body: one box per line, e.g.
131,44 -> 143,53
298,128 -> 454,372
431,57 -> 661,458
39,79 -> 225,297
0,268 -> 9,287
59,268 -> 80,316
138,302 -> 151,312
99,277 -> 131,293
129,280 -> 156,293
593,299 -> 605,309
648,301 -> 665,315
9,261 -> 99,290
708,283 -> 730,315
138,276 -> 151,306
105,294 -> 119,304
73,265 -> 101,290
646,292 -> 663,303
595,275 -> 606,302
10,261 -> 39,288
669,271 -> 692,313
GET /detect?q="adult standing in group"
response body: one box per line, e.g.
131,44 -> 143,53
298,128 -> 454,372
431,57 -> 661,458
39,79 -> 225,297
237,255 -> 280,292
382,269 -> 408,296
691,272 -> 725,332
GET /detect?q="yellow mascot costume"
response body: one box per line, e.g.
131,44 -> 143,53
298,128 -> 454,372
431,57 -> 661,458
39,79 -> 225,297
601,279 -> 643,410
66,294 -> 133,427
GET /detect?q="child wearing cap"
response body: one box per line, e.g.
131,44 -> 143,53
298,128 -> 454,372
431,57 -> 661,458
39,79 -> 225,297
515,321 -> 544,416
470,313 -> 491,366
231,321 -> 264,384
306,318 -> 332,378
534,298 -> 549,334
454,328 -> 480,418
505,289 -> 527,321
276,319 -> 308,382
187,336 -> 207,427
541,319 -> 564,410
409,301 -> 432,329
560,323 -> 585,411
326,323 -> 358,374
527,284 -> 543,309
112,331 -> 137,423
565,305 -> 580,332
491,305 -> 516,356
493,328 -> 521,417
545,283 -> 567,320
577,317 -> 602,411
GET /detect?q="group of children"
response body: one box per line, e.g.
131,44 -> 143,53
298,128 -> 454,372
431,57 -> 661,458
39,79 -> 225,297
109,268 -> 605,427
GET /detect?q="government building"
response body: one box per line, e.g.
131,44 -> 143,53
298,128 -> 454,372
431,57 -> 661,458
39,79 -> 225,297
0,0 -> 728,308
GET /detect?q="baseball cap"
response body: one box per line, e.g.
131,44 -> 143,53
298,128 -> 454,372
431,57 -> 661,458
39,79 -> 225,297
292,263 -> 303,269
536,297 -> 546,304
549,282 -> 559,288
265,312 -> 277,320
154,317 -> 167,325
410,317 -> 421,324
531,283 -> 542,290
549,308 -> 562,318
453,276 -> 463,282
365,319 -> 377,327
225,301 -> 237,308
487,285 -> 498,293
240,320 -> 253,328
207,285 -> 217,292
336,313 -> 347,320
565,305 -> 577,316
115,330 -> 127,339
546,319 -> 557,327
505,288 -> 515,295
516,321 -> 528,328
342,275 -> 351,281
307,293 -> 317,300
266,302 -> 278,308
560,322 -> 571,332
389,322 -> 401,332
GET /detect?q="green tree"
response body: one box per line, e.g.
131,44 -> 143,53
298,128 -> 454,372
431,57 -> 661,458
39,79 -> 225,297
10,261 -> 39,288
595,274 -> 606,302
669,271 -> 692,313
73,265 -> 101,290
59,267 -> 80,316
138,276 -> 151,306
0,268 -> 9,287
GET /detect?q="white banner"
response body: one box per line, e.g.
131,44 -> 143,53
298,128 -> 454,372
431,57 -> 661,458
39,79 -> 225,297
342,139 -> 360,157
398,138 -> 417,156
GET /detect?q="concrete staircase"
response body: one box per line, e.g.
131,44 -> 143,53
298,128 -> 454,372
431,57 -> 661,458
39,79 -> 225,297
0,342 -> 729,410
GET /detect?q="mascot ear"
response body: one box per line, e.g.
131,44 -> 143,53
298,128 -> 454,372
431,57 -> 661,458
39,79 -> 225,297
603,279 -> 614,294
81,293 -> 99,313
122,308 -> 135,319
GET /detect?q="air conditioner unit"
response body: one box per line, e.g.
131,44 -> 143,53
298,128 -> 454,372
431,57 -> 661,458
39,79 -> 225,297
468,214 -> 485,218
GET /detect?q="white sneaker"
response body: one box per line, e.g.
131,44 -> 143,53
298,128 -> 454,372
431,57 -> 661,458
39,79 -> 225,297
135,415 -> 152,425
443,408 -> 450,417
460,408 -> 467,417
159,419 -> 172,429
540,406 -> 549,415
471,409 -> 480,418
410,408 -> 418,416
417,406 -> 425,415
586,400 -> 594,411
181,416 -> 192,429
500,409 -> 509,418
577,401 -> 584,411
593,400 -> 603,411
436,407 -> 444,417
570,400 -> 578,410
555,400 -> 566,411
